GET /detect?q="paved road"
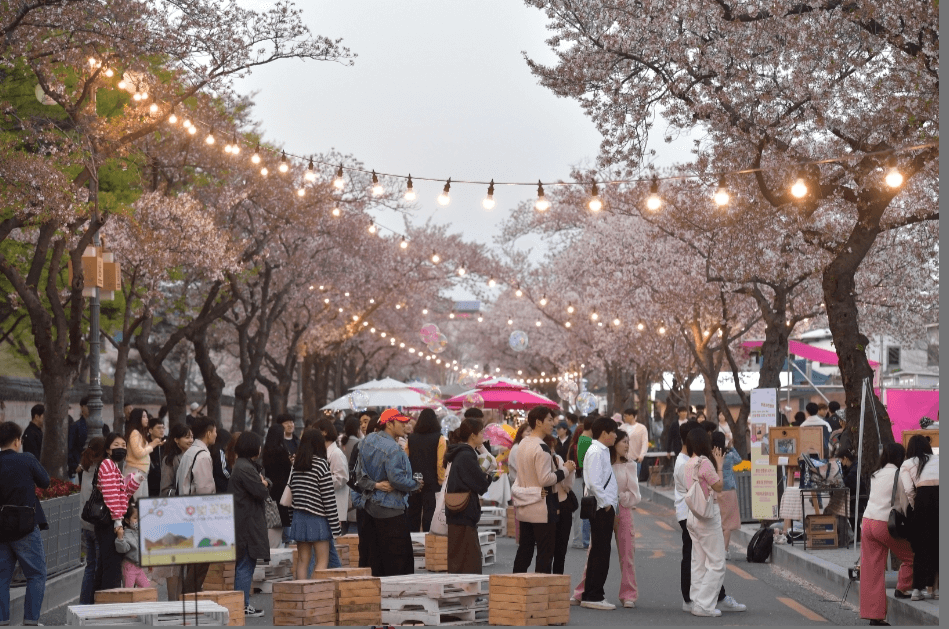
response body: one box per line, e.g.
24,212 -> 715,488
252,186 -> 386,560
39,499 -> 865,626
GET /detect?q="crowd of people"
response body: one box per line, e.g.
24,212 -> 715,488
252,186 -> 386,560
0,396 -> 938,626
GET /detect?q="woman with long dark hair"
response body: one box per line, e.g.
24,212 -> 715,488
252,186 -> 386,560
543,434 -> 576,576
860,443 -> 913,624
146,416 -> 166,498
124,408 -> 160,499
407,409 -> 446,532
160,424 -> 193,497
78,437 -> 106,604
289,428 -> 341,578
340,415 -> 362,532
683,428 -> 725,617
262,425 -> 292,547
443,417 -> 493,573
900,435 -> 938,601
228,431 -> 270,618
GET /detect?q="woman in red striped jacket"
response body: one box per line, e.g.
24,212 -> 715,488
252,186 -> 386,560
95,433 -> 144,591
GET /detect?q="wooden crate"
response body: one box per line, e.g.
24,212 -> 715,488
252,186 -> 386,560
335,534 -> 361,566
193,591 -> 244,626
425,533 -> 449,572
380,574 -> 489,626
336,576 -> 382,626
309,567 -> 372,580
204,562 -> 236,590
272,580 -> 337,626
805,514 -> 837,535
94,588 -> 158,604
806,533 -> 839,550
902,429 -> 938,450
489,573 -> 570,627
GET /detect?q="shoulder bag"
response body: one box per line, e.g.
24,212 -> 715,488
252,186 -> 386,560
580,471 -> 612,520
887,469 -> 909,539
683,457 -> 716,520
280,470 -> 293,507
429,463 -> 452,536
81,463 -> 113,528
0,456 -> 36,542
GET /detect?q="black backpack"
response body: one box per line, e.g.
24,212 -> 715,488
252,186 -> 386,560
746,527 -> 773,563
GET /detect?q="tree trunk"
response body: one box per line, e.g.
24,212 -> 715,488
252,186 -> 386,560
231,397 -> 249,433
193,329 -> 225,429
637,372 -> 652,440
39,369 -> 76,479
301,352 -> 318,425
111,341 -> 131,436
250,390 -> 267,435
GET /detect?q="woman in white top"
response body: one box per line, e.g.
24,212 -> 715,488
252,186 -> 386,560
859,443 -> 914,625
570,430 -> 642,608
900,435 -> 938,601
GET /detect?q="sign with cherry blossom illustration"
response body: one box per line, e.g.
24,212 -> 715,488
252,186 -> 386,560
139,494 -> 236,566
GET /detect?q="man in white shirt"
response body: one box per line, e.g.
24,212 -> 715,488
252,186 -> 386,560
579,416 -> 618,610
617,408 -> 648,475
800,402 -> 832,453
674,420 -> 745,614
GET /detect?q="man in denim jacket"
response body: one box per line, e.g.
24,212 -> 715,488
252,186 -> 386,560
357,409 -> 421,576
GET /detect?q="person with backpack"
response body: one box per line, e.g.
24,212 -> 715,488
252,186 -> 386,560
0,421 -> 50,627
175,417 -> 217,593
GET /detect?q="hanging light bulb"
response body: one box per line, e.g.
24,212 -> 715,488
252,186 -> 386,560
457,262 -> 466,276
539,294 -> 548,306
371,170 -> 384,196
515,287 -> 523,298
333,165 -> 345,189
565,321 -> 572,328
791,167 -> 808,198
368,220 -> 376,234
658,325 -> 666,335
297,186 -> 306,197
404,175 -> 417,201
104,68 -> 114,78
590,309 -> 599,321
148,103 -> 158,114
449,312 -> 456,319
400,236 -> 408,250
646,177 -> 662,211
187,125 -> 196,135
613,318 -> 621,326
637,322 -> 645,331
567,303 -> 575,314
535,320 -> 542,327
507,317 -> 514,326
260,166 -> 268,176
478,316 -> 484,322
588,181 -> 603,211
431,251 -> 440,264
251,146 -> 261,164
534,180 -> 550,211
488,277 -> 496,287
224,141 -> 232,154
117,80 -> 127,90
884,155 -> 904,188
278,151 -> 289,173
182,118 -> 192,129
205,128 -> 215,145
331,206 -> 340,217
713,176 -> 730,206
140,92 -> 148,100
305,159 -> 316,182
167,112 -> 177,124
437,178 -> 452,206
230,134 -> 240,155
482,180 -> 496,210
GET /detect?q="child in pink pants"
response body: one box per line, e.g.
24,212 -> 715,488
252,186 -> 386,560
115,507 -> 154,589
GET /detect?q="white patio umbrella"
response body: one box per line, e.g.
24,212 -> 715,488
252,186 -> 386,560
321,378 -> 433,410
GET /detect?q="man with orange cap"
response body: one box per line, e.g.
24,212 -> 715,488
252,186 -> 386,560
356,409 -> 422,576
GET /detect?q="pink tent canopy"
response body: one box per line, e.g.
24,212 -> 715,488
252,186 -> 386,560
885,389 -> 939,441
742,339 -> 880,368
444,387 -> 559,411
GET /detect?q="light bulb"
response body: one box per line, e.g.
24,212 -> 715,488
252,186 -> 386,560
368,221 -> 376,234
449,312 -> 456,319
588,182 -> 602,211
507,318 -> 514,326
431,251 -> 440,263
437,178 -> 451,206
104,68 -> 114,77
251,146 -> 261,164
713,176 -> 729,206
565,321 -> 572,328
646,178 -> 662,211
400,236 -> 408,249
567,304 -> 575,314
404,175 -> 416,200
89,57 -> 97,67
535,320 -> 542,327
132,92 -> 141,101
659,325 -> 666,335
478,316 -> 484,322
482,180 -> 496,210
168,113 -> 178,124
534,180 -> 550,211
205,132 -> 215,145
305,160 -> 316,182
260,166 -> 268,176
515,287 -> 523,297
278,151 -> 289,173
332,206 -> 340,217
422,309 -> 428,314
333,165 -> 345,189
371,170 -> 384,196
488,278 -> 496,287
637,322 -> 644,330
539,295 -> 547,306
149,103 -> 158,114
457,263 -> 466,276
791,177 -> 808,198
140,92 -> 148,100
884,156 -> 903,188
613,318 -> 621,326
183,119 -> 192,128
117,80 -> 127,90
187,126 -> 196,135
224,143 -> 232,154
591,310 -> 599,321
297,187 -> 306,197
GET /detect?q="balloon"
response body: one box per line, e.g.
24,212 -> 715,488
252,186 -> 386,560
419,323 -> 440,344
462,392 -> 485,410
508,330 -> 529,352
441,413 -> 462,433
434,404 -> 449,419
459,372 -> 479,388
575,391 -> 597,414
348,389 -> 370,412
556,380 -> 579,403
428,333 -> 448,354
428,384 -> 442,401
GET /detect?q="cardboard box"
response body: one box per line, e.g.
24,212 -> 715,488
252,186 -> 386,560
95,588 -> 158,604
806,533 -> 838,549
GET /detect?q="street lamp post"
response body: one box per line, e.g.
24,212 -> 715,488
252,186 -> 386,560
86,177 -> 104,437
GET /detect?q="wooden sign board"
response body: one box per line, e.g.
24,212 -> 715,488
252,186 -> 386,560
902,429 -> 938,450
769,426 -> 824,466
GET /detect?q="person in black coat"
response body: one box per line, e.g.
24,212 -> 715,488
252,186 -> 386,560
262,425 -> 293,543
211,428 -> 231,494
406,409 -> 444,533
228,432 -> 271,617
22,405 -> 44,461
443,418 -> 493,574
146,415 -> 166,497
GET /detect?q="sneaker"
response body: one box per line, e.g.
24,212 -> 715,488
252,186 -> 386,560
911,589 -> 924,601
621,599 -> 636,608
244,605 -> 265,618
570,598 -> 581,606
682,601 -> 693,612
580,599 -> 616,610
571,543 -> 586,550
692,606 -> 723,617
894,589 -> 912,599
717,595 -> 747,612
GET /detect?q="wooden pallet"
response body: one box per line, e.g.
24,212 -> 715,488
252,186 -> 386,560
381,594 -> 487,613
192,591 -> 244,627
252,575 -> 292,594
67,601 -> 229,626
384,605 -> 489,626
481,543 -> 497,567
95,588 -> 159,604
381,574 -> 491,599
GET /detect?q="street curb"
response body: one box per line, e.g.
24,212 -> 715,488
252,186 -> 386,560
10,563 -> 82,622
640,485 -> 939,626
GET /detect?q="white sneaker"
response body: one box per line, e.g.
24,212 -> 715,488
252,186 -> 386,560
244,605 -> 265,618
621,599 -> 636,608
911,589 -> 924,601
682,601 -> 693,612
717,595 -> 747,612
580,599 -> 616,610
570,598 -> 580,606
692,606 -> 723,617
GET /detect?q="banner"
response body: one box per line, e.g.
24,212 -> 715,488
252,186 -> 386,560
750,388 -> 780,519
138,494 -> 236,567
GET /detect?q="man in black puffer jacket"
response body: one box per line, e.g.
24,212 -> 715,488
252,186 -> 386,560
443,419 -> 493,574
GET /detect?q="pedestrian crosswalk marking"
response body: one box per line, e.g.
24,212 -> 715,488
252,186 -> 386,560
777,596 -> 827,622
726,564 -> 756,580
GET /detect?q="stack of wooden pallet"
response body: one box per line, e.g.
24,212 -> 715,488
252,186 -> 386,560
424,533 -> 448,572
68,601 -> 229,626
479,506 -> 506,535
335,576 -> 382,626
252,548 -> 294,592
335,535 -> 360,566
291,542 -> 351,571
94,588 -> 158,604
479,531 -> 497,567
380,573 -> 490,626
193,590 -> 245,626
205,562 -> 236,591
310,566 -> 372,580
488,573 -> 570,626
506,506 -> 517,540
410,532 -> 427,571
271,580 -> 336,626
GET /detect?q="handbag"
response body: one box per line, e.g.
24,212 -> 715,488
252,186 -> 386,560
81,464 -> 113,528
444,491 -> 471,514
280,479 -> 293,508
563,489 -> 579,514
430,463 -> 451,536
580,471 -> 612,520
264,496 -> 282,528
887,469 -> 909,539
683,457 -> 716,520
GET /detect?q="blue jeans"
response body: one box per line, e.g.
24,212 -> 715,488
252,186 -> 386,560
79,529 -> 99,605
581,518 -> 591,547
234,551 -> 256,607
307,538 -> 341,576
0,527 -> 47,624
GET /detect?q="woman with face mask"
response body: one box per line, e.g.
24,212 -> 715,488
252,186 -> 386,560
94,433 -> 144,592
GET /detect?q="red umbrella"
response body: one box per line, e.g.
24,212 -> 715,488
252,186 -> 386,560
444,386 -> 559,411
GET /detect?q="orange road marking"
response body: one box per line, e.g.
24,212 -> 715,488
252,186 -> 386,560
650,550 -> 664,559
726,564 -> 756,580
655,520 -> 674,531
777,597 -> 827,622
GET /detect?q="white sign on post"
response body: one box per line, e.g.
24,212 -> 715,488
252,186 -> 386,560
138,494 -> 236,567
750,388 -> 780,519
